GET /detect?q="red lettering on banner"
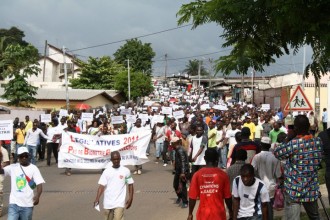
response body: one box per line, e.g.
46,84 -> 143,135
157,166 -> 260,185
68,146 -> 74,153
70,135 -> 75,142
84,147 -> 89,155
106,149 -> 111,155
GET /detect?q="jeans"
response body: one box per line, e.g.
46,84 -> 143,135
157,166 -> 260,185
284,192 -> 320,220
155,142 -> 163,158
238,216 -> 261,220
162,141 -> 169,164
267,198 -> 274,220
27,145 -> 37,165
38,139 -> 47,160
219,145 -> 228,168
8,204 -> 33,220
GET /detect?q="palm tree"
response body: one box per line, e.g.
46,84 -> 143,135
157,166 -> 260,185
183,59 -> 208,76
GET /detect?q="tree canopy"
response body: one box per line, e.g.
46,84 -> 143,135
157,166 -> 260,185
0,44 -> 40,107
177,0 -> 330,79
70,56 -> 126,89
113,71 -> 154,100
183,59 -> 208,76
114,39 -> 156,75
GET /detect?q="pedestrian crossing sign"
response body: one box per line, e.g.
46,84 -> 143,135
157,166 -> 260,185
284,85 -> 313,111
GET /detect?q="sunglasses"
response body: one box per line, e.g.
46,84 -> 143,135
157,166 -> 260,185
18,153 -> 29,158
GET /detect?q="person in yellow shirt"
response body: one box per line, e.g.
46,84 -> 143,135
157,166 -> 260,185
243,116 -> 255,140
208,121 -> 217,148
14,122 -> 26,162
24,115 -> 32,133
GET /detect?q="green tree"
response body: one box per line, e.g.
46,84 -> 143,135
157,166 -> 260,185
70,56 -> 126,89
0,27 -> 30,79
183,59 -> 208,76
177,0 -> 330,79
0,44 -> 40,107
114,39 -> 156,75
114,71 -> 153,100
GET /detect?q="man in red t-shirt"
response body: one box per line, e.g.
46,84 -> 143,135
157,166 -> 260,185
188,148 -> 233,220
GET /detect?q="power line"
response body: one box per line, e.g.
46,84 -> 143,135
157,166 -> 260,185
152,49 -> 232,62
63,24 -> 193,54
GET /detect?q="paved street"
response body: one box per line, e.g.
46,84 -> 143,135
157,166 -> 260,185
2,150 -> 330,220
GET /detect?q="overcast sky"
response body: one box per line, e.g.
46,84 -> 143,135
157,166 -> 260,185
0,0 -> 313,77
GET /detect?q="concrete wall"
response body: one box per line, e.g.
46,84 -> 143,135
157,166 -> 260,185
0,109 -> 45,121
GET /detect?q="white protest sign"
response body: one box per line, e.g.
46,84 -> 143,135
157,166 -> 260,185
126,115 -> 137,124
138,113 -> 149,121
111,116 -> 124,124
120,109 -> 131,115
261,104 -> 271,111
173,110 -> 185,119
58,131 -> 151,169
144,101 -> 154,106
162,107 -> 173,115
200,104 -> 210,111
153,115 -> 164,123
59,109 -> 68,117
40,114 -> 51,123
0,120 -> 13,140
81,113 -> 94,122
213,105 -> 228,111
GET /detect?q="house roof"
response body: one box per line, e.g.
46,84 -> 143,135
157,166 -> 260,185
0,88 -> 120,104
48,44 -> 76,60
39,56 -> 60,64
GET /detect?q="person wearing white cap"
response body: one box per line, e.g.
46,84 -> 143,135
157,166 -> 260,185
0,146 -> 45,219
251,137 -> 281,220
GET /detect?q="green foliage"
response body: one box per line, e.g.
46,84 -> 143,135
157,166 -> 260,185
177,0 -> 330,79
114,71 -> 154,100
70,56 -> 126,89
2,74 -> 37,107
183,59 -> 208,76
114,39 -> 156,75
0,27 -> 28,48
0,44 -> 40,107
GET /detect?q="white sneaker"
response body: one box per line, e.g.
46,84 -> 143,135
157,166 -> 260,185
137,170 -> 142,175
163,163 -> 168,167
133,171 -> 138,175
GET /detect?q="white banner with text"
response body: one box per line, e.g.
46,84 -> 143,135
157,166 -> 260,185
58,130 -> 151,169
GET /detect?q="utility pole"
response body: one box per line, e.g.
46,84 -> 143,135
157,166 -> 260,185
42,40 -> 47,82
62,46 -> 69,110
198,60 -> 202,96
241,74 -> 245,102
164,54 -> 168,86
251,68 -> 255,104
302,45 -> 306,89
127,59 -> 131,101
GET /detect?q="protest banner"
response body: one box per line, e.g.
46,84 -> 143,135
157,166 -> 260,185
213,104 -> 228,111
0,120 -> 13,140
40,114 -> 51,123
111,116 -> 124,124
81,113 -> 94,122
58,130 -> 151,169
173,110 -> 185,119
59,109 -> 68,117
126,115 -> 137,124
120,109 -> 131,115
162,106 -> 172,115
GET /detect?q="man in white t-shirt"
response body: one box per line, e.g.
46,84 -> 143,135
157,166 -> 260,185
189,126 -> 207,178
0,145 -> 9,216
223,121 -> 240,168
0,147 -> 45,219
232,164 -> 269,220
94,151 -> 134,220
251,137 -> 281,220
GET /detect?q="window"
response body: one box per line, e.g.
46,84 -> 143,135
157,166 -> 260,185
60,63 -> 73,74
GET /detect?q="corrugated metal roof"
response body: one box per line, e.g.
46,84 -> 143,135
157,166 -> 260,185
0,88 -> 120,102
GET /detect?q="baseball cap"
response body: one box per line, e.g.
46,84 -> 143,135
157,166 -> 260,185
170,137 -> 180,144
17,147 -> 29,155
261,137 -> 271,145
